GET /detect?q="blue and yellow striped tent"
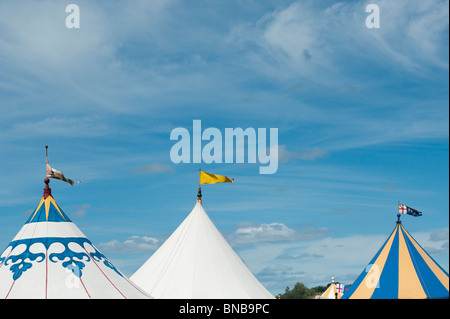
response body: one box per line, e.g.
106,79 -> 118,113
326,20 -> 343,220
342,217 -> 449,299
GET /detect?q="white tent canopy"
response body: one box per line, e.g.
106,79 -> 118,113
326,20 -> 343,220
131,194 -> 274,299
0,179 -> 151,299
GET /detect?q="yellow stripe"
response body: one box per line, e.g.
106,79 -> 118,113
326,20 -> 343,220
349,225 -> 399,299
398,226 -> 427,298
403,227 -> 449,292
322,285 -> 334,298
45,197 -> 51,220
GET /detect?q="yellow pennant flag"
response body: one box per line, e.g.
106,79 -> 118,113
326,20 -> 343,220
200,171 -> 234,185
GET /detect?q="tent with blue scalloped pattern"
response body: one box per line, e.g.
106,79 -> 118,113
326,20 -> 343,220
0,178 -> 151,299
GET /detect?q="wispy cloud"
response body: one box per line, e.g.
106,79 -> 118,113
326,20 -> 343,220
279,145 -> 328,163
131,163 -> 175,175
361,0 -> 449,73
0,116 -> 111,141
276,253 -> 324,260
97,235 -> 160,254
228,222 -> 330,246
429,228 -> 449,241
231,0 -> 449,82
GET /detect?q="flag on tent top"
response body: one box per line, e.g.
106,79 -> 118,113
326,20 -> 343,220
45,146 -> 81,187
199,170 -> 234,185
336,283 -> 346,295
398,203 -> 422,217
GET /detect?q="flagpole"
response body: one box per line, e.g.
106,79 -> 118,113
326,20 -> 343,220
197,168 -> 202,201
44,146 -> 51,198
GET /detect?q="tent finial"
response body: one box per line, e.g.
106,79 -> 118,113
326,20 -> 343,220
43,177 -> 51,199
197,187 -> 202,201
396,213 -> 401,224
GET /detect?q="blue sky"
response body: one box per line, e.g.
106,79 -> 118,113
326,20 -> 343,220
0,0 -> 448,295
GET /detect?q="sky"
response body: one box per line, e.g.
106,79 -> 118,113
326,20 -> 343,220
0,0 -> 448,296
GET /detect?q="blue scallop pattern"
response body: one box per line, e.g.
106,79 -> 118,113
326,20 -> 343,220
0,237 -> 122,281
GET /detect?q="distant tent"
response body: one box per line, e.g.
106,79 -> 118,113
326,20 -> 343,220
130,188 -> 274,299
0,179 -> 151,299
342,215 -> 449,299
319,277 -> 344,299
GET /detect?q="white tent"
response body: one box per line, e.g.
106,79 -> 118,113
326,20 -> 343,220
0,179 -> 151,299
131,189 -> 274,299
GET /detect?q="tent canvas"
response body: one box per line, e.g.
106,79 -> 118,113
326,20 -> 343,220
131,193 -> 274,299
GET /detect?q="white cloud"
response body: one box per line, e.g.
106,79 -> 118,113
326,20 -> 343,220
429,228 -> 449,242
362,0 -> 449,72
0,0 -> 181,117
97,235 -> 160,254
229,222 -> 330,246
0,1 -> 116,75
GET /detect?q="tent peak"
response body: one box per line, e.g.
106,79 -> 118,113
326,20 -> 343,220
43,177 -> 52,199
197,186 -> 202,201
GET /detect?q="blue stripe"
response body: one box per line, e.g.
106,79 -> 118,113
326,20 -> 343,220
401,226 -> 449,299
371,226 -> 400,299
25,203 -> 44,224
47,203 -> 71,222
342,225 -> 398,299
25,200 -> 72,224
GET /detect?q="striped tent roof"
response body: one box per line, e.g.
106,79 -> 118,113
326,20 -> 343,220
319,278 -> 343,299
342,218 -> 449,299
0,179 -> 151,299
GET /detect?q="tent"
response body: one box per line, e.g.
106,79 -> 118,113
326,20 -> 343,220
0,179 -> 151,299
130,188 -> 274,299
319,277 -> 344,299
342,215 -> 449,299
